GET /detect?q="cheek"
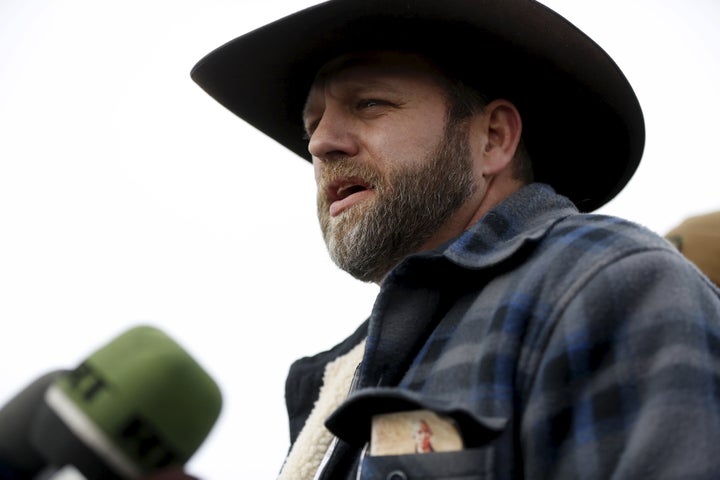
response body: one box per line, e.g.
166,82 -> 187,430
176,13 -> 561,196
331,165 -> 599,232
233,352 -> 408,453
472,159 -> 486,184
371,126 -> 445,169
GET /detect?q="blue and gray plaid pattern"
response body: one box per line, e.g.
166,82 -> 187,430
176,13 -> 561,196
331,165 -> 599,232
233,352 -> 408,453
324,183 -> 720,479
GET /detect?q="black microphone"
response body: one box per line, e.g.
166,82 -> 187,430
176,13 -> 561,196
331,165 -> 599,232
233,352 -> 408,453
26,325 -> 222,479
0,370 -> 67,480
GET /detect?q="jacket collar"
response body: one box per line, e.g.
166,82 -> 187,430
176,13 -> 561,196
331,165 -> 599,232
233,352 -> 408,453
439,183 -> 578,270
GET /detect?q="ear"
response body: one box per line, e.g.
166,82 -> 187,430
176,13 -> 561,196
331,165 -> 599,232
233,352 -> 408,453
471,99 -> 523,177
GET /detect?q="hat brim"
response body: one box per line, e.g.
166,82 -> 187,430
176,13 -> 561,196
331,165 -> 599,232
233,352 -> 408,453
191,0 -> 645,212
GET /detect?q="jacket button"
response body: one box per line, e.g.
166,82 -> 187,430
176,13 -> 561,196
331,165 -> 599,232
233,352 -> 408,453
386,471 -> 407,480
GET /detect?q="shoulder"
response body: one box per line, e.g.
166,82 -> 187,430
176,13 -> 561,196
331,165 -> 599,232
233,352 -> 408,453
531,213 -> 689,291
498,213 -> 720,343
535,214 -> 720,340
544,213 -> 673,257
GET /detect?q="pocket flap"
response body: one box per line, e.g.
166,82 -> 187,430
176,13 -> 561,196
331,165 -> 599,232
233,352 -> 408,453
326,387 -> 507,447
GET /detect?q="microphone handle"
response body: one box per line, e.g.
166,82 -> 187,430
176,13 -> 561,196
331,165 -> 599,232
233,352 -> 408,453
31,394 -> 123,480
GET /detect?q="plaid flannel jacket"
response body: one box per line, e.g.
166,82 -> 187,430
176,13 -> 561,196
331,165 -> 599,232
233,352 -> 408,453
287,183 -> 720,479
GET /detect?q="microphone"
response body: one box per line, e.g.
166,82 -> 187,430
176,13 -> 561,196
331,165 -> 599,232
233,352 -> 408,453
28,325 -> 222,479
0,370 -> 66,480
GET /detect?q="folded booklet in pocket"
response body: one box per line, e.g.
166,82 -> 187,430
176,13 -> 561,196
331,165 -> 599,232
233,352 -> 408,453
371,409 -> 464,456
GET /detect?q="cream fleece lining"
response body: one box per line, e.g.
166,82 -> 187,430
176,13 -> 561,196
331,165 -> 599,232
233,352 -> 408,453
278,339 -> 366,480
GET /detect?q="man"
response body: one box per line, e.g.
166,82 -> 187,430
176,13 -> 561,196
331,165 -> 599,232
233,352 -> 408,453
188,0 -> 720,478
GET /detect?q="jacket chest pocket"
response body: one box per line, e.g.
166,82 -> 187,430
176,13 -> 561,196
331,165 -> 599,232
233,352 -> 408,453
326,388 -> 507,480
358,446 -> 495,480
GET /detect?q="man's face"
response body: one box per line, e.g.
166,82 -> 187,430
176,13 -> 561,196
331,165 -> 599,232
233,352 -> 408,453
303,52 -> 479,283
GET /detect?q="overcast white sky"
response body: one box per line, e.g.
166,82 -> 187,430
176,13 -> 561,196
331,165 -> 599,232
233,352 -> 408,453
0,1 -> 718,478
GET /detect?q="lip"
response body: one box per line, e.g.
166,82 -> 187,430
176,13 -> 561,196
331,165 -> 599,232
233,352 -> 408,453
326,176 -> 374,217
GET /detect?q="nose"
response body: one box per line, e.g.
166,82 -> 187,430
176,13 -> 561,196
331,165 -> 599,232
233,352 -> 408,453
307,110 -> 359,161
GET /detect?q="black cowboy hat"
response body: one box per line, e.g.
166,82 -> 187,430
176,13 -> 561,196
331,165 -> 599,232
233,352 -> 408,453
191,0 -> 644,212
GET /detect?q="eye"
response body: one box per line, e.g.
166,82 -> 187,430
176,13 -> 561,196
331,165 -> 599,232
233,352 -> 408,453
356,99 -> 389,110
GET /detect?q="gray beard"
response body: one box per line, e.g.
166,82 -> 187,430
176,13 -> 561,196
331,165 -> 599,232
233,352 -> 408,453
317,118 -> 476,283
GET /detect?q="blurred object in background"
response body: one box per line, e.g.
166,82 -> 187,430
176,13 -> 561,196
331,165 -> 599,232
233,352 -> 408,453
665,211 -> 720,287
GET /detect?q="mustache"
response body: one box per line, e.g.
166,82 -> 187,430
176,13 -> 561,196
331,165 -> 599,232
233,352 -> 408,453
317,160 -> 382,192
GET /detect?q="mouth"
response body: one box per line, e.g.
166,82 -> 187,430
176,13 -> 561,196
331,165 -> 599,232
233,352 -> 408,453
325,177 -> 374,217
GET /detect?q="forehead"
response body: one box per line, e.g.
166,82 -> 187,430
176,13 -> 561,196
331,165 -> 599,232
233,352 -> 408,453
306,51 -> 449,98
